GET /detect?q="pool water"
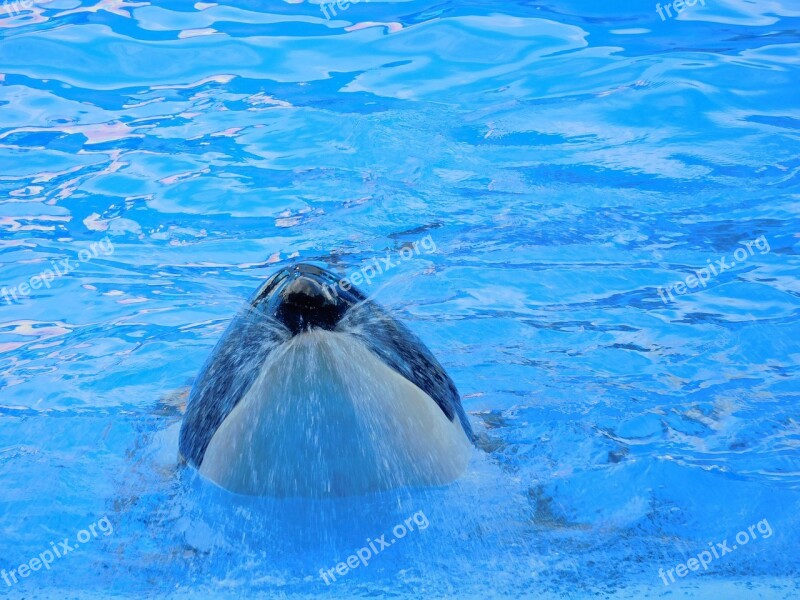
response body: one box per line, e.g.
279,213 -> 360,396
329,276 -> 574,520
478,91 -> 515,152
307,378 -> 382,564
1,0 -> 799,598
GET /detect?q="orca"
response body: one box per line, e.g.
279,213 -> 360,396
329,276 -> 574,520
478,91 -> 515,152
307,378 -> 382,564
178,263 -> 473,497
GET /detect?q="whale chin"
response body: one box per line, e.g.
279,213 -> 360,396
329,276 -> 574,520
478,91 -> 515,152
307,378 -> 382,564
197,329 -> 473,498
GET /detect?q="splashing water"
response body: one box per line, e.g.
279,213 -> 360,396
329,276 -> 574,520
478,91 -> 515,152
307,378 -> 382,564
195,327 -> 472,497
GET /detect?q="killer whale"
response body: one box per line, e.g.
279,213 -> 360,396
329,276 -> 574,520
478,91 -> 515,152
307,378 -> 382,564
178,263 -> 474,497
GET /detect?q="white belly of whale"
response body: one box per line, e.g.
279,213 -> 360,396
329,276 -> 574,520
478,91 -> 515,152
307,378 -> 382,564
198,329 -> 472,497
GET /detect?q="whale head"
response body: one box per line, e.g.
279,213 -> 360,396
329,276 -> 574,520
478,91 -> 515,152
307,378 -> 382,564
254,263 -> 352,335
178,263 -> 473,497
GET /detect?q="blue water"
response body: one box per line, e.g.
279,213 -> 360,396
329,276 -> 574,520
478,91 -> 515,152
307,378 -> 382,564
1,0 -> 799,598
